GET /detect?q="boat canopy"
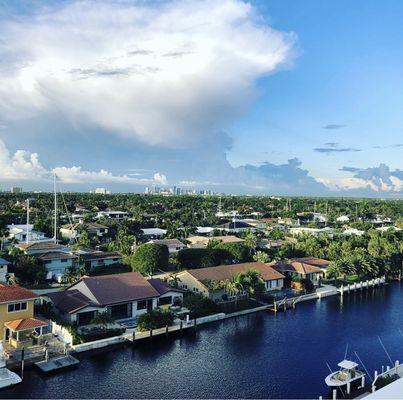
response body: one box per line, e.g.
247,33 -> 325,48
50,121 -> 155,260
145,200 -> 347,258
338,360 -> 359,370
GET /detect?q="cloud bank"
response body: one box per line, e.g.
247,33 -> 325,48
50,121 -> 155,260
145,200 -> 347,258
0,139 -> 167,186
0,0 -> 295,147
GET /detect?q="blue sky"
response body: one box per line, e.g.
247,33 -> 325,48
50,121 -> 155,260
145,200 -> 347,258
0,0 -> 402,196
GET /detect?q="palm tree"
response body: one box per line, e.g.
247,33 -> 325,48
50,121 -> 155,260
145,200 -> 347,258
90,311 -> 115,330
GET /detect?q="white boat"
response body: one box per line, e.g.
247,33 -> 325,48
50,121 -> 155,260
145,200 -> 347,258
325,359 -> 365,388
0,342 -> 21,389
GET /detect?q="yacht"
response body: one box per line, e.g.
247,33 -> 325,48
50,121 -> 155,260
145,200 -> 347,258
325,359 -> 365,388
0,342 -> 22,389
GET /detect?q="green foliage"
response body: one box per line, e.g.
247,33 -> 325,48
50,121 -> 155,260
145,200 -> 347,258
253,251 -> 270,263
137,309 -> 174,331
108,226 -> 135,255
125,243 -> 169,275
90,311 -> 115,329
176,248 -> 223,269
212,242 -> 251,263
182,293 -> 220,318
14,255 -> 47,285
234,269 -> 265,297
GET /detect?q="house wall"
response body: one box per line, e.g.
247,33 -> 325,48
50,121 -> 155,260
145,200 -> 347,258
177,272 -> 210,297
24,245 -> 71,255
0,299 -> 35,340
265,278 -> 284,291
44,258 -> 75,279
85,258 -> 122,269
158,290 -> 183,306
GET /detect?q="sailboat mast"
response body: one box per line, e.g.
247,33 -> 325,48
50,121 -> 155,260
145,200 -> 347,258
53,173 -> 57,243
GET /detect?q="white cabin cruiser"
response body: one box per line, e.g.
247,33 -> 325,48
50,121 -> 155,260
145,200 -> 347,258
0,342 -> 21,389
325,359 -> 365,388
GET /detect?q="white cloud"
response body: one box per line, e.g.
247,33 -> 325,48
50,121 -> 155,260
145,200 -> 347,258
0,139 -> 167,185
0,0 -> 295,146
318,176 -> 403,192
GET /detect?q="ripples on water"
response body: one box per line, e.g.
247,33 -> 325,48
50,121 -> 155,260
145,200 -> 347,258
2,283 -> 403,399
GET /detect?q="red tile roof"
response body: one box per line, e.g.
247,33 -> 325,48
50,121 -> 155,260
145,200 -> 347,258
5,317 -> 48,331
0,284 -> 38,303
186,262 -> 284,285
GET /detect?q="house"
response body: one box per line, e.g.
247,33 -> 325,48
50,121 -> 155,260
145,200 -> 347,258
78,251 -> 123,269
291,257 -> 330,277
36,252 -> 78,282
289,227 -> 334,237
271,259 -> 324,285
16,241 -> 71,255
0,258 -> 10,282
0,284 -> 47,348
141,228 -> 167,238
176,262 -> 285,302
96,211 -> 128,220
186,235 -> 245,249
195,226 -> 215,235
60,222 -> 109,240
46,272 -> 183,326
342,228 -> 365,236
147,239 -> 186,254
7,224 -> 47,243
336,215 -> 350,223
217,220 -> 256,233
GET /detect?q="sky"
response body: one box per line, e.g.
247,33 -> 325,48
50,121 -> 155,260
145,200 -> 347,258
0,0 -> 402,196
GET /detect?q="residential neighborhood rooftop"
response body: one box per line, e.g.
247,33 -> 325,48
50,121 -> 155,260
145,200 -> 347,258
0,284 -> 38,303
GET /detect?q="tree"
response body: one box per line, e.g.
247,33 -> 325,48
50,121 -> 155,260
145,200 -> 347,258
14,255 -> 47,285
125,243 -> 169,275
213,242 -> 250,264
253,251 -> 270,263
235,270 -> 265,297
244,231 -> 257,249
90,311 -> 115,330
109,226 -> 134,256
137,310 -> 174,331
74,230 -> 91,250
176,248 -> 223,269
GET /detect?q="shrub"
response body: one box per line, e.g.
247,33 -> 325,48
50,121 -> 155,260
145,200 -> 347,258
125,243 -> 169,275
137,310 -> 174,331
183,293 -> 220,318
176,248 -> 223,269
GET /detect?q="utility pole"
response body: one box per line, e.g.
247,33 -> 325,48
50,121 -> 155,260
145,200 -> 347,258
26,198 -> 30,244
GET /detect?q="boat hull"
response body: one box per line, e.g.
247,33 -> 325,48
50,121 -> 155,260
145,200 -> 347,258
0,369 -> 22,389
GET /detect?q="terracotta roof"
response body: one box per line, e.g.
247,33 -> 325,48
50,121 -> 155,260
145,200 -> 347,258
71,272 -> 160,306
61,222 -> 108,230
187,235 -> 245,245
0,284 -> 38,303
271,260 -> 323,275
292,257 -> 330,267
148,279 -> 184,295
186,262 -> 284,285
47,289 -> 95,314
5,317 -> 48,331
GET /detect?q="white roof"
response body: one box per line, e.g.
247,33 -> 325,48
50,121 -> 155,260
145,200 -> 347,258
338,360 -> 358,369
196,227 -> 215,234
364,376 -> 403,399
141,228 -> 167,236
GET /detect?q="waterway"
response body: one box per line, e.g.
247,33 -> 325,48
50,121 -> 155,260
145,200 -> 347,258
2,283 -> 403,399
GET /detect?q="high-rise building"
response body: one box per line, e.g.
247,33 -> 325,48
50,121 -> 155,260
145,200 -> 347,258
93,188 -> 111,194
10,187 -> 22,194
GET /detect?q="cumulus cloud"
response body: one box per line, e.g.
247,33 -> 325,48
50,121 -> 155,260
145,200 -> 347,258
0,0 -> 295,146
0,139 -> 167,186
319,163 -> 403,193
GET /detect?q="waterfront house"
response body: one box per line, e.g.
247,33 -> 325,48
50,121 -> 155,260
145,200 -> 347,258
187,235 -> 245,249
176,262 -> 285,302
78,251 -> 123,269
0,258 -> 10,282
60,222 -> 109,240
46,272 -> 183,326
288,226 -> 334,237
96,211 -> 128,220
271,258 -> 324,285
147,239 -> 186,254
0,284 -> 47,348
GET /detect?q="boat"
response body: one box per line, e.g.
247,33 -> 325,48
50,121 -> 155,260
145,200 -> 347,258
0,342 -> 22,389
325,359 -> 365,388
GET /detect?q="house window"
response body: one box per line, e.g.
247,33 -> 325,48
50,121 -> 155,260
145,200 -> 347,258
137,300 -> 147,310
61,259 -> 68,263
8,302 -> 27,313
158,296 -> 172,306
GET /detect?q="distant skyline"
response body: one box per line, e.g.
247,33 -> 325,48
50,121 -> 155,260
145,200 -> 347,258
0,0 -> 402,197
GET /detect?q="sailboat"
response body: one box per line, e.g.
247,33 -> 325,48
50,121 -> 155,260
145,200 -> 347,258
0,342 -> 21,389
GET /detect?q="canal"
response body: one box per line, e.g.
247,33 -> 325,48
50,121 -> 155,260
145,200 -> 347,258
2,283 -> 403,399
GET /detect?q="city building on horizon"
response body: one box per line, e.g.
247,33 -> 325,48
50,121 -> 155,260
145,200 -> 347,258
91,188 -> 112,195
10,187 -> 23,194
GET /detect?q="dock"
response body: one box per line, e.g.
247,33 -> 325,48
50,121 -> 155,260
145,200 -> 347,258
35,355 -> 80,373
